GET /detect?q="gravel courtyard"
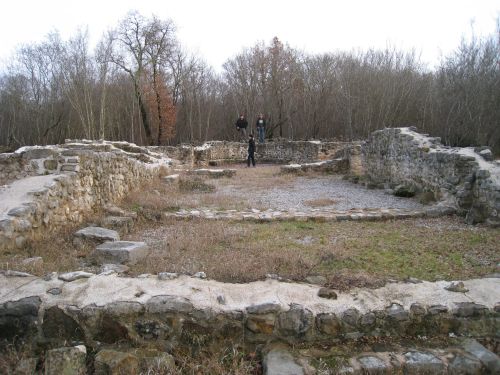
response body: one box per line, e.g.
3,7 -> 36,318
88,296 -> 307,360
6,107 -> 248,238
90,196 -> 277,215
216,165 -> 425,212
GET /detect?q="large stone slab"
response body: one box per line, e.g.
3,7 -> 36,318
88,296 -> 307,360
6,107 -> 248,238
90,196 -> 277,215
93,241 -> 149,265
44,346 -> 87,375
263,348 -> 304,375
188,168 -> 236,178
73,226 -> 119,248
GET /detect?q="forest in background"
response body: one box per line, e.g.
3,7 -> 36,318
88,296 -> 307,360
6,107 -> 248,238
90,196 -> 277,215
0,11 -> 499,153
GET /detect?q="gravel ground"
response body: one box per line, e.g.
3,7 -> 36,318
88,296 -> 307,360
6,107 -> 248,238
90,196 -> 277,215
218,172 -> 425,211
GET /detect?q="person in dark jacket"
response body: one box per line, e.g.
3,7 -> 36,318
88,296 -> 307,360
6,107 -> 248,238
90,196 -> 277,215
247,134 -> 256,167
235,114 -> 248,140
256,113 -> 266,143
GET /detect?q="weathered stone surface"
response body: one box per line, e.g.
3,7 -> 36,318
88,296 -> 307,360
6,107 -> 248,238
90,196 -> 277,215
93,241 -> 149,265
386,303 -> 409,321
403,351 -> 444,374
100,263 -> 129,274
47,287 -> 62,295
146,295 -> 193,313
188,168 -> 237,178
316,313 -> 342,336
246,313 -> 276,334
263,348 -> 304,375
428,304 -> 448,315
22,148 -> 57,160
42,306 -> 84,341
453,302 -> 488,317
246,302 -> 281,315
462,339 -> 500,373
277,304 -> 313,336
158,272 -> 178,280
0,296 -> 41,340
73,226 -> 119,247
58,271 -> 94,282
94,350 -> 139,375
44,346 -> 86,375
8,205 -> 34,217
448,353 -> 483,375
445,281 -> 469,293
318,287 -> 337,299
342,308 -> 360,327
357,355 -> 391,374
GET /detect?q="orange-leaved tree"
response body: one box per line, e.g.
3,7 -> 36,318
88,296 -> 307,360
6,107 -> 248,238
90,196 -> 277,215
142,72 -> 176,145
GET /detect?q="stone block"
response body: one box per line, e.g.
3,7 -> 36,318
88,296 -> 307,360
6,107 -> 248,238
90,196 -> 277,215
44,346 -> 86,375
0,296 -> 41,340
22,148 -> 57,160
146,295 -> 193,314
448,353 -> 483,374
246,313 -> 276,334
263,348 -> 304,375
277,304 -> 313,337
93,241 -> 149,265
403,351 -> 444,374
58,271 -> 94,282
462,339 -> 500,373
316,313 -> 342,336
357,355 -> 391,374
73,226 -> 119,248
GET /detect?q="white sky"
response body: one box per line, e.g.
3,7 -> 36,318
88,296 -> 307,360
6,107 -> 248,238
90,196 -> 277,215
0,0 -> 498,72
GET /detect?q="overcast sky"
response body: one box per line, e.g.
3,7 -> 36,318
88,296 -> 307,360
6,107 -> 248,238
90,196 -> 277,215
1,0 -> 498,71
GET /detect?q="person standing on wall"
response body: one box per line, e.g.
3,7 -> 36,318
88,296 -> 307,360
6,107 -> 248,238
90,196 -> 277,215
256,113 -> 266,143
247,133 -> 256,167
235,114 -> 248,141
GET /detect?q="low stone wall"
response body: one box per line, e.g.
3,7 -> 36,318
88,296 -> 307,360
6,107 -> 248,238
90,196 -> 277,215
152,140 -> 359,167
1,274 -> 498,350
363,127 -> 500,225
0,141 -> 170,250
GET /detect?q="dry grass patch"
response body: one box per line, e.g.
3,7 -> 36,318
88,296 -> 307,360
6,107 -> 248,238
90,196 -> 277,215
0,223 -> 97,276
213,164 -> 296,191
122,176 -> 246,212
125,216 -> 500,288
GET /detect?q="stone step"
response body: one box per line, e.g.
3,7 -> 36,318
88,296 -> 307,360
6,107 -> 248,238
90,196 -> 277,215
187,168 -> 237,178
93,241 -> 149,265
73,226 -> 120,248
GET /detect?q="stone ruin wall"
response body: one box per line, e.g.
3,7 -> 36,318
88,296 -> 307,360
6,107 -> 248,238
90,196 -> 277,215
0,141 -> 169,250
152,140 -> 360,167
362,127 -> 500,225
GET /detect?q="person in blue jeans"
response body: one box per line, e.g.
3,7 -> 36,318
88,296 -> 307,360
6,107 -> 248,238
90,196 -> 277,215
256,113 -> 266,143
247,134 -> 256,167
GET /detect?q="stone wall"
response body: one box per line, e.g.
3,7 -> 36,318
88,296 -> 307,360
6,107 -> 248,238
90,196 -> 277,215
362,127 -> 500,225
0,141 -> 170,250
1,274 -> 498,351
153,140 -> 358,167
